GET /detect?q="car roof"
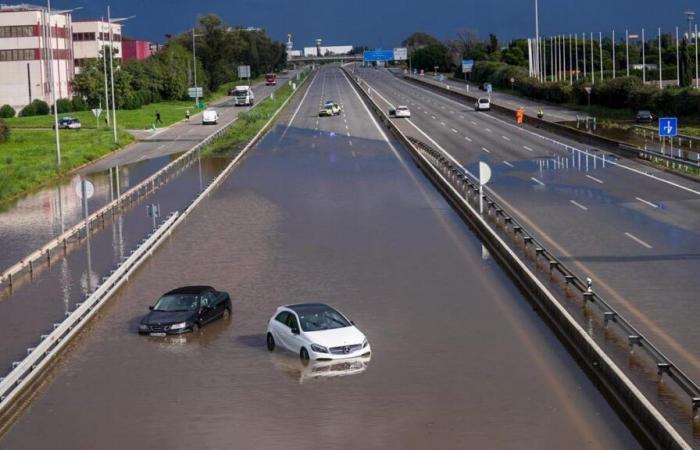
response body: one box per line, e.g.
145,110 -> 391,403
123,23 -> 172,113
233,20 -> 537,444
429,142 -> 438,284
397,105 -> 408,109
284,303 -> 334,314
164,285 -> 214,295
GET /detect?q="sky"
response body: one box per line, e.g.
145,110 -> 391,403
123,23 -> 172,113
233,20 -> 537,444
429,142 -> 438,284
54,0 -> 699,48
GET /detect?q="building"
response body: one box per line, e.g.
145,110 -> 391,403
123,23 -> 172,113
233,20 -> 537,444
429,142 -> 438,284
302,45 -> 353,57
122,38 -> 153,61
0,4 -> 73,110
72,19 -> 121,72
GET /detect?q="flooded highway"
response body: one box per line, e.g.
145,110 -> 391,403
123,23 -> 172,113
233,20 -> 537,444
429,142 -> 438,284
0,67 -> 640,449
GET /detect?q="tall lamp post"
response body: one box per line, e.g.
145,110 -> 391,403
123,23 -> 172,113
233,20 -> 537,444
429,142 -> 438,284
107,6 -> 135,144
192,28 -> 203,108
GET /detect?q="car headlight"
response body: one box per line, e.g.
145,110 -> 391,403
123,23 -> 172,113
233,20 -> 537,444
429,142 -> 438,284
139,324 -> 149,331
362,338 -> 369,348
310,344 -> 328,353
169,322 -> 187,330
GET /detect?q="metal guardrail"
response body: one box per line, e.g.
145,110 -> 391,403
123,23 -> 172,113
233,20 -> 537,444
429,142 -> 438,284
0,78 -> 292,289
0,68 -> 313,421
408,133 -> 700,414
345,67 -> 692,448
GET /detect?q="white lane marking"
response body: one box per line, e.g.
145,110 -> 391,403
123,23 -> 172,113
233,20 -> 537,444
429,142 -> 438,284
460,115 -> 465,119
635,197 -> 659,208
440,122 -> 446,126
283,71 -> 318,137
502,135 -> 511,141
586,174 -> 604,184
523,145 -> 534,152
471,121 -> 477,125
569,200 -> 588,211
347,132 -> 351,137
349,140 -> 353,146
481,147 -> 491,154
503,161 -> 514,168
624,232 -> 653,249
345,125 -> 349,130
485,128 -> 492,133
432,115 -> 437,120
531,177 -> 545,186
464,136 -> 472,142
451,128 -> 458,133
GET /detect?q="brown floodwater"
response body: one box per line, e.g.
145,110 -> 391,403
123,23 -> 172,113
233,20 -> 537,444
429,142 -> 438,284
0,68 -> 640,450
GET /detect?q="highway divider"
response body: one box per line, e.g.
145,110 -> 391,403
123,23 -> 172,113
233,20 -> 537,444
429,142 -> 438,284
0,68 -> 314,429
0,70 -> 309,291
402,75 -> 700,179
344,67 -> 693,450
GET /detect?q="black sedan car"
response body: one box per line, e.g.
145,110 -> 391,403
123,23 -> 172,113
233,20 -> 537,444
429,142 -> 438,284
138,286 -> 231,336
635,110 -> 654,123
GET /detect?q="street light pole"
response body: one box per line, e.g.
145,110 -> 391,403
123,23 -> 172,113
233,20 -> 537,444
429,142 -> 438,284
626,29 -> 630,77
101,16 -> 109,126
192,28 -> 199,108
642,28 -> 646,83
591,32 -> 595,84
108,5 -> 117,143
676,26 -> 680,86
696,24 -> 699,88
569,33 -> 573,84
583,32 -> 587,79
658,28 -> 663,88
599,32 -> 603,80
575,33 -> 579,80
46,0 -> 61,169
612,30 -> 616,78
534,0 -> 540,80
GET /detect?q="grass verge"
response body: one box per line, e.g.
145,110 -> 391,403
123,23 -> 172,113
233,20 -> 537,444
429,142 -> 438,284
0,128 -> 133,204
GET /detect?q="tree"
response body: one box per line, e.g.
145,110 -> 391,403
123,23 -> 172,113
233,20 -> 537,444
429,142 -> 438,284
679,38 -> 693,87
402,32 -> 441,52
487,33 -> 499,54
0,104 -> 15,118
411,43 -> 454,72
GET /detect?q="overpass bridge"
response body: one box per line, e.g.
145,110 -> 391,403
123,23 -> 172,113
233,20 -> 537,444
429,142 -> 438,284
289,54 -> 363,64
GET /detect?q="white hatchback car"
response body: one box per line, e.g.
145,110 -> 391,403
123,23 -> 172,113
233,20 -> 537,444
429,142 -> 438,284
475,97 -> 491,111
393,105 -> 411,118
266,303 -> 371,361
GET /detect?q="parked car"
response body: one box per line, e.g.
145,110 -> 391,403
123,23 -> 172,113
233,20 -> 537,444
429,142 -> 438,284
53,117 -> 81,129
266,303 -> 371,361
138,286 -> 231,336
202,109 -> 219,125
389,105 -> 411,118
635,110 -> 654,123
474,97 -> 491,111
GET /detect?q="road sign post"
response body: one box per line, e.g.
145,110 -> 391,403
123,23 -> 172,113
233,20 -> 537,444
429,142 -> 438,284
479,161 -> 492,215
659,117 -> 678,156
74,178 -> 95,238
238,65 -> 251,82
91,108 -> 102,129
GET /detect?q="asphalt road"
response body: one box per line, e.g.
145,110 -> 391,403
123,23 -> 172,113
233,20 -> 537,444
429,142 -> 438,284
356,67 -> 700,390
0,67 -> 638,449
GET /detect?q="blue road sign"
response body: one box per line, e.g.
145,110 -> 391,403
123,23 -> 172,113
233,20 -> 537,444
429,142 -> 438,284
363,50 -> 394,62
659,117 -> 678,137
462,59 -> 474,73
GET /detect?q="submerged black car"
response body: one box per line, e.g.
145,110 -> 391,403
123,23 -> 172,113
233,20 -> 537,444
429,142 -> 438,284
139,286 -> 231,335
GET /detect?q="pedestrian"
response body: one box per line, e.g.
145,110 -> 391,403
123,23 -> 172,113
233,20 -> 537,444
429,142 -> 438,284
104,116 -> 108,127
155,111 -> 162,125
185,110 -> 190,121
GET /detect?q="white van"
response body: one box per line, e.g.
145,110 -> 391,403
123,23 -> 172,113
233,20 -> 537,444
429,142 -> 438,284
202,109 -> 219,125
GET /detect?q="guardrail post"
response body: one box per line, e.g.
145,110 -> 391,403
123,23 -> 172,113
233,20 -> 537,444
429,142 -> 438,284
583,292 -> 594,303
692,397 -> 700,417
657,362 -> 671,377
603,311 -> 617,326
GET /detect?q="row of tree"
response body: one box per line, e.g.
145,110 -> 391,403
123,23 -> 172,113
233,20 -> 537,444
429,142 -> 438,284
70,14 -> 286,111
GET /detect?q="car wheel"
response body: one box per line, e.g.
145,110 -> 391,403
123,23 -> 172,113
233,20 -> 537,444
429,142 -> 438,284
191,323 -> 200,333
300,347 -> 310,362
266,333 -> 275,351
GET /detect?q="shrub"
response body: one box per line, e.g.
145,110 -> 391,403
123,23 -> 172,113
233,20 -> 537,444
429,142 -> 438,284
55,98 -> 73,113
592,77 -> 642,109
19,103 -> 36,117
0,118 -> 9,143
0,104 -> 15,118
627,84 -> 658,110
31,99 -> 50,115
71,96 -> 88,112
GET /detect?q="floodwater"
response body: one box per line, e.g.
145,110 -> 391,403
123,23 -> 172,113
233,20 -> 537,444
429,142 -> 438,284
0,68 -> 640,449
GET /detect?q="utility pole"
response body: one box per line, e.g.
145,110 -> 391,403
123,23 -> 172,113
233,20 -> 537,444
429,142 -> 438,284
575,33 -> 579,80
676,26 -> 680,86
101,17 -> 109,126
642,28 -> 646,83
591,32 -> 595,84
192,28 -> 199,108
534,0 -> 540,81
599,32 -> 604,80
696,24 -> 699,88
626,29 -> 630,77
658,28 -> 663,88
46,0 -> 61,169
569,34 -> 573,84
612,30 -> 616,78
583,32 -> 587,79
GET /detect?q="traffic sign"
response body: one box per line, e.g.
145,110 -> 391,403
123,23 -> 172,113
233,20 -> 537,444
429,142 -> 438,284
363,50 -> 394,62
393,47 -> 408,61
479,161 -> 492,185
659,117 -> 678,137
462,59 -> 474,73
74,178 -> 95,200
188,87 -> 203,98
91,108 -> 102,118
238,65 -> 251,79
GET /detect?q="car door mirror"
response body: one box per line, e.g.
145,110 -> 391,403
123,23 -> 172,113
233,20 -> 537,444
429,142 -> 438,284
148,306 -> 154,311
291,326 -> 300,335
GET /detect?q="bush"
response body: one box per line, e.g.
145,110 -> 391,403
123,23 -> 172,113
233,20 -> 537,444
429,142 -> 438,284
19,103 -> 36,117
71,96 -> 88,112
55,98 -> 73,113
0,118 -> 9,143
0,104 -> 15,118
592,77 -> 642,109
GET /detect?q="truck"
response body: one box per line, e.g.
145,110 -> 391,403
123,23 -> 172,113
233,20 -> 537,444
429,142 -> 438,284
232,86 -> 255,106
265,73 -> 277,86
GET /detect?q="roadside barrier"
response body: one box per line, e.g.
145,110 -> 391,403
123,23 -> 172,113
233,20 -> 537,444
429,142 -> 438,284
345,67 -> 693,450
0,72 -> 307,290
0,68 -> 313,426
402,75 -> 700,178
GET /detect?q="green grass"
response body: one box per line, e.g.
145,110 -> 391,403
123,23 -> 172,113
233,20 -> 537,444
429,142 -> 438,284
0,128 -> 133,203
204,74 -> 306,156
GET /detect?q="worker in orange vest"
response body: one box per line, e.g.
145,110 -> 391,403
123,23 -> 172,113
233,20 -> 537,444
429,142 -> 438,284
516,107 -> 525,125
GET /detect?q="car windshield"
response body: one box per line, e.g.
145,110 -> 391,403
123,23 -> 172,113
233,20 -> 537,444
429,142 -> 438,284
397,107 -> 408,111
480,99 -> 489,103
298,307 -> 351,332
638,111 -> 651,115
153,294 -> 199,312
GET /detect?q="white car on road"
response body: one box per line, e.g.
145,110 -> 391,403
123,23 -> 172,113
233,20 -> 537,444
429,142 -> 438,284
474,97 -> 491,111
202,109 -> 219,125
390,105 -> 411,118
266,303 -> 371,361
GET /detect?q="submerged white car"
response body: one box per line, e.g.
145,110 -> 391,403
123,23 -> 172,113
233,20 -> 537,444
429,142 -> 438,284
266,303 -> 371,361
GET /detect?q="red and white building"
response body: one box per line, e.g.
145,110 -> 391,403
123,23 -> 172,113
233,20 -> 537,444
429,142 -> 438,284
122,38 -> 154,61
0,4 -> 73,110
72,19 -> 122,72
